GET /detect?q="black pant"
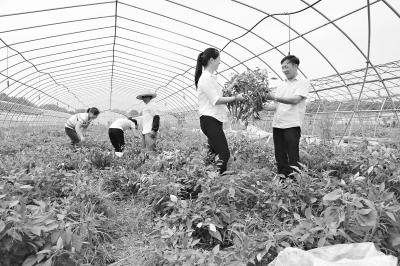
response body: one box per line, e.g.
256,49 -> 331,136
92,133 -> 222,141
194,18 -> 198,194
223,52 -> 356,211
200,116 -> 230,174
108,128 -> 125,152
65,127 -> 80,146
273,127 -> 301,177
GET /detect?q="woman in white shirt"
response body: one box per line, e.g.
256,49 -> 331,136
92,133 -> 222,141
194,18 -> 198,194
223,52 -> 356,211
65,107 -> 100,150
195,48 -> 246,174
108,117 -> 140,157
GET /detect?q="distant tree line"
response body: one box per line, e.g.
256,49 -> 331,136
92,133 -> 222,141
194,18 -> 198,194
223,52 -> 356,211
0,92 -> 75,114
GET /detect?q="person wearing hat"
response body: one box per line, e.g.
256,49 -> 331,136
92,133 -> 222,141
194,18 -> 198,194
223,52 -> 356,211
136,89 -> 160,155
65,107 -> 100,150
108,117 -> 141,157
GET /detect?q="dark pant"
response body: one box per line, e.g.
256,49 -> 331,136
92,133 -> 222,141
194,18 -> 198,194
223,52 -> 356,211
273,127 -> 301,178
200,116 -> 230,174
65,127 -> 80,147
108,128 -> 125,152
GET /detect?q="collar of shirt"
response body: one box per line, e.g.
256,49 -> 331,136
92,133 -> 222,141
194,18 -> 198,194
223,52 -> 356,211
203,70 -> 216,79
284,74 -> 301,82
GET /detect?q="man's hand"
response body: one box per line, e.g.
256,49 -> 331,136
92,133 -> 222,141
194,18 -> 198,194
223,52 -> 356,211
265,92 -> 277,101
80,137 -> 85,142
150,130 -> 156,139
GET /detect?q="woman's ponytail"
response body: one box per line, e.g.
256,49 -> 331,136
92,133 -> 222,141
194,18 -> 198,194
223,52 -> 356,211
194,48 -> 220,89
194,52 -> 204,89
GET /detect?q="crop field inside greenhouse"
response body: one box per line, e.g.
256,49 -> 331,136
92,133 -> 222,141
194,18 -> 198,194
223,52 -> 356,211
1,0 -> 400,266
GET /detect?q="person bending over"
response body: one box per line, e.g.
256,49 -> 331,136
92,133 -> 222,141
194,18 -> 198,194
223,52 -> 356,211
109,117 -> 141,157
65,107 -> 100,150
194,47 -> 246,174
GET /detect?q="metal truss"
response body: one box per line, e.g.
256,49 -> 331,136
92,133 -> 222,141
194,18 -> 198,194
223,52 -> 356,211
0,0 -> 398,138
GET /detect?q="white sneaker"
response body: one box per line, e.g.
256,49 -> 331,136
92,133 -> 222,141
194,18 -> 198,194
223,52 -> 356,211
115,152 -> 123,158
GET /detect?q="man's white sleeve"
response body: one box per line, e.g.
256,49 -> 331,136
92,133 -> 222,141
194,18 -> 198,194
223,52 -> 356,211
295,79 -> 311,98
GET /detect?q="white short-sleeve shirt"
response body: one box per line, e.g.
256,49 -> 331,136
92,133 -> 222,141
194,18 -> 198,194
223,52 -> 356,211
142,99 -> 158,134
272,75 -> 311,129
109,119 -> 136,131
197,71 -> 228,123
65,113 -> 92,130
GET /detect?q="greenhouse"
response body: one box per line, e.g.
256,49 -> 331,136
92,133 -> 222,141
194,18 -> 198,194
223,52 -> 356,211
0,0 -> 400,265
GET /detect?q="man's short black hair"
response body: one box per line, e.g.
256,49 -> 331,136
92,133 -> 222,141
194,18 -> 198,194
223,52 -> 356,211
281,55 -> 300,66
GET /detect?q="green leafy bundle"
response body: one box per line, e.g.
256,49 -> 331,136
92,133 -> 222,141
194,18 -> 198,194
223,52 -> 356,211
223,68 -> 270,124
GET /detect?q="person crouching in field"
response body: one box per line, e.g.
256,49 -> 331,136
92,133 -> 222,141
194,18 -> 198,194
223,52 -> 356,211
65,107 -> 100,150
136,89 -> 160,156
108,117 -> 141,157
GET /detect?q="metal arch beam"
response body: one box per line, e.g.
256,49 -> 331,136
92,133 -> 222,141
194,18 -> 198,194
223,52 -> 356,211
40,56 -> 114,72
0,15 -> 115,35
213,0 -> 382,78
0,1 -> 114,18
232,1 -> 327,101
382,0 -> 400,18
115,43 -> 193,68
178,0 -> 331,102
15,43 -> 114,62
5,36 -> 115,55
0,74 -> 72,109
117,3 -> 281,88
45,61 -> 113,76
0,70 -> 84,112
117,4 -> 270,71
116,16 -> 243,76
4,26 -> 115,48
51,65 -> 113,80
300,0 -> 399,123
0,38 -> 85,106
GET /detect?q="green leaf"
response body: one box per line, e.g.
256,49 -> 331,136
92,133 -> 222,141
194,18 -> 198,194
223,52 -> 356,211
209,230 -> 222,242
190,238 -> 200,247
72,234 -> 83,252
51,231 -> 59,244
8,200 -> 19,208
0,221 -> 5,232
317,236 -> 326,247
386,204 -> 400,212
22,255 -> 37,266
382,192 -> 394,201
56,236 -> 63,249
43,258 -> 52,266
46,222 -> 59,231
19,185 -> 34,191
323,189 -> 342,201
212,244 -> 220,255
304,207 -> 312,220
386,212 -> 396,222
293,213 -> 301,219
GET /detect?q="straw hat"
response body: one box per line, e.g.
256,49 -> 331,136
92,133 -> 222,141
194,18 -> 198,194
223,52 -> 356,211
136,89 -> 157,100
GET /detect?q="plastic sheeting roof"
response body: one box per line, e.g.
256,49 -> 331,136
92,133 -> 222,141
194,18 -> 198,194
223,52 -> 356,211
0,0 -> 399,122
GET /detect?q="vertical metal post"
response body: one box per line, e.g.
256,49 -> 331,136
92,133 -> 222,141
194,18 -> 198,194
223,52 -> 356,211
311,102 -> 321,136
331,102 -> 341,137
373,98 -> 386,137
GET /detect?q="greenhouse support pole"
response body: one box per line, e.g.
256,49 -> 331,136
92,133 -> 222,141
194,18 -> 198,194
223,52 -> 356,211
373,98 -> 386,137
311,103 -> 321,136
331,103 -> 341,137
109,0 -> 118,110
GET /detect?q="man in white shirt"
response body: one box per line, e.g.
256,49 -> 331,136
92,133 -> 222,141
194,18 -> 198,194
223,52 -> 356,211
136,89 -> 160,155
265,55 -> 311,179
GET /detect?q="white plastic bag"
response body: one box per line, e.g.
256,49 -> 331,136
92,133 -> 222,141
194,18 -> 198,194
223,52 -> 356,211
268,242 -> 397,266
